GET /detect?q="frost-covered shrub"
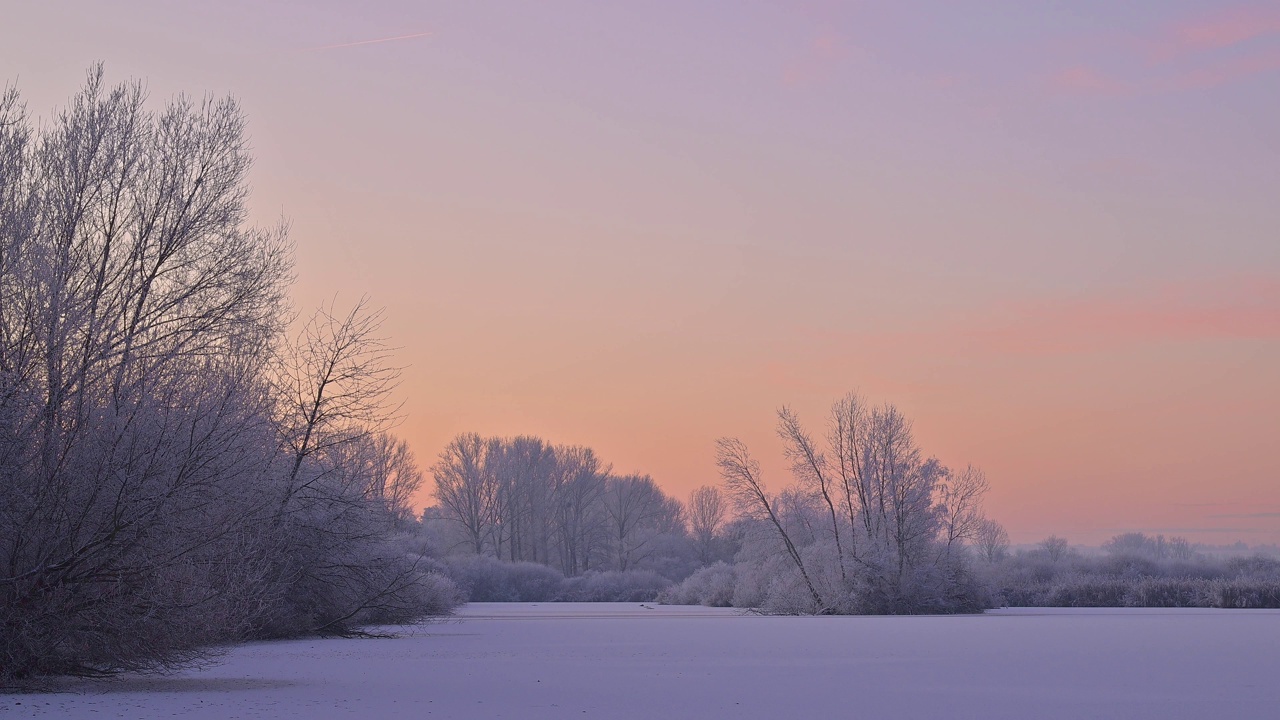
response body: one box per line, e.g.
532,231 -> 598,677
1043,577 -> 1131,607
1123,577 -> 1211,608
660,562 -> 737,606
412,572 -> 468,616
445,556 -> 566,602
556,570 -> 670,602
757,565 -> 821,615
801,542 -> 855,613
989,550 -> 1280,608
729,554 -> 784,610
352,567 -> 465,624
730,552 -> 831,615
1224,556 -> 1280,580
1095,555 -> 1163,580
1209,579 -> 1280,608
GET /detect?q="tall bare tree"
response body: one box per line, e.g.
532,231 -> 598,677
549,445 -> 610,575
716,437 -> 824,610
603,474 -> 680,571
431,433 -> 501,555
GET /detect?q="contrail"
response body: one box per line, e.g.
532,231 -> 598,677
304,31 -> 433,52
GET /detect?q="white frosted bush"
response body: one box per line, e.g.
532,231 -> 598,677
660,562 -> 736,606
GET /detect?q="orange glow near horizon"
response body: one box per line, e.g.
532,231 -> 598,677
4,1 -> 1278,546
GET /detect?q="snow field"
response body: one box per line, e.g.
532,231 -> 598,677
3,603 -> 1277,719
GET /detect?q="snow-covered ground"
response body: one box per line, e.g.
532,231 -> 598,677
4,603 -> 1277,719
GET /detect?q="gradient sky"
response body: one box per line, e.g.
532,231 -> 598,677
5,1 -> 1278,544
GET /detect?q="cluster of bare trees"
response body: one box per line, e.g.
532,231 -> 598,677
428,434 -> 690,577
715,393 -> 999,614
0,69 -> 450,681
1101,532 -> 1193,561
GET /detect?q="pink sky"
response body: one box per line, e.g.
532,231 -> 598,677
4,0 -> 1278,544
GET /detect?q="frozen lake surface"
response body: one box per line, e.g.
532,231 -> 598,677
4,603 -> 1278,719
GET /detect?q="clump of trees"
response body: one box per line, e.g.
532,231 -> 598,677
424,397 -> 1000,615
0,68 -> 457,682
667,393 -> 996,614
425,434 -> 700,584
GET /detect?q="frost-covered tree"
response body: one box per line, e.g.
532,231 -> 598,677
975,518 -> 1010,563
487,436 -> 551,562
688,485 -> 726,564
431,433 -> 501,555
602,474 -> 683,571
0,68 -> 292,678
429,435 -> 695,578
0,68 -> 455,681
1039,535 -> 1070,562
716,393 -> 996,614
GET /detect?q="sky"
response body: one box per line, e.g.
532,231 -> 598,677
3,1 -> 1278,544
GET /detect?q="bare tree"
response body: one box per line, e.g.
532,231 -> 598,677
778,406 -> 847,583
429,434 -> 702,579
550,445 -> 610,575
490,435 -> 558,563
716,437 -> 824,610
975,518 -> 1010,563
1041,535 -> 1070,562
0,68 -> 455,679
719,392 -> 996,614
275,298 -> 401,511
431,433 -> 500,555
687,485 -> 726,565
940,465 -> 990,553
252,297 -> 440,638
348,431 -> 423,529
602,474 -> 680,571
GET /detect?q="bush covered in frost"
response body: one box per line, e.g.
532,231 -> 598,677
444,556 -> 566,602
556,570 -> 670,602
660,562 -> 737,607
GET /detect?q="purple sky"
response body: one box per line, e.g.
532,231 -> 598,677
5,1 -> 1278,543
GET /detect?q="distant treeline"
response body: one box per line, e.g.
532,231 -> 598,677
421,395 -> 1004,614
983,534 -> 1280,609
418,410 -> 1280,613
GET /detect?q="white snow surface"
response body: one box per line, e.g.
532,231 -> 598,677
4,603 -> 1277,719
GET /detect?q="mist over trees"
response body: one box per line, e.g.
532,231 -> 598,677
0,68 -> 457,681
